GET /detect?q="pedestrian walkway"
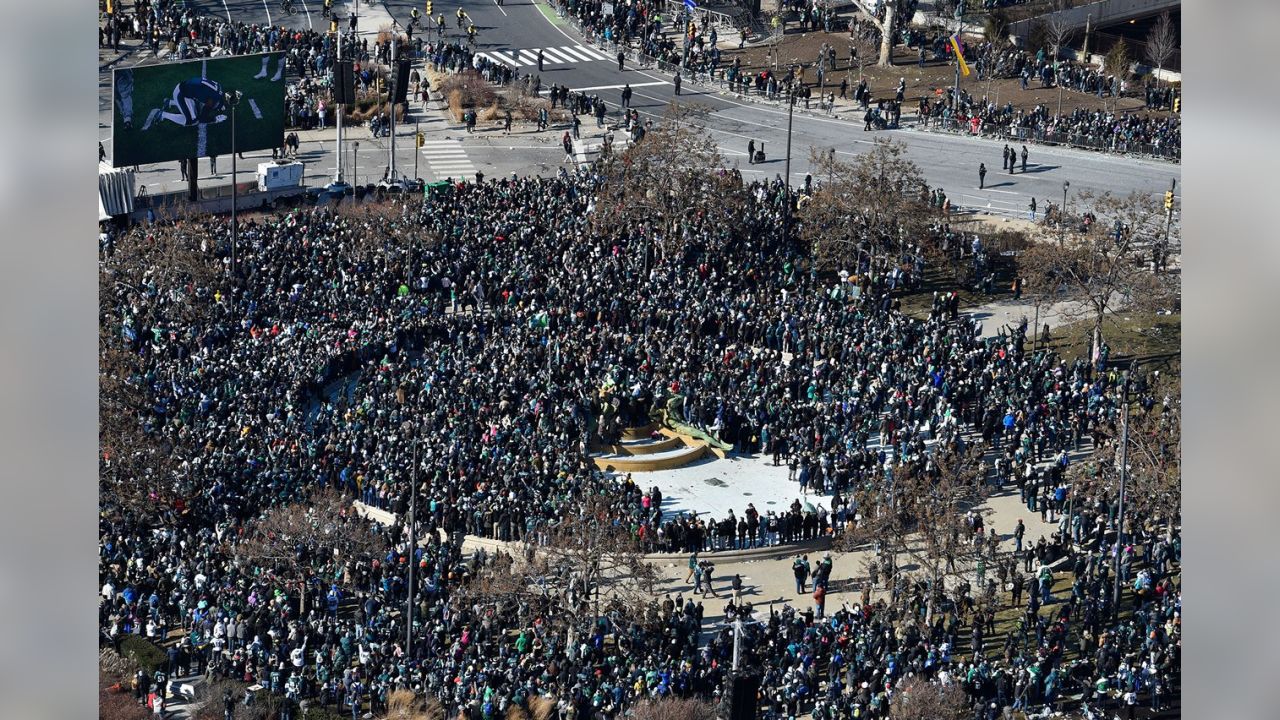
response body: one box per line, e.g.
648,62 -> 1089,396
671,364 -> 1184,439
477,44 -> 612,68
419,139 -> 476,180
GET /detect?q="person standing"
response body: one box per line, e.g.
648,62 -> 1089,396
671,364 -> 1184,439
1002,143 -> 1011,170
978,162 -> 986,189
792,554 -> 810,594
1029,197 -> 1037,221
1021,145 -> 1029,173
537,49 -> 544,72
621,84 -> 632,110
673,71 -> 682,95
813,583 -> 827,619
702,561 -> 718,597
617,50 -> 625,71
562,131 -> 574,164
748,139 -> 755,164
685,551 -> 699,583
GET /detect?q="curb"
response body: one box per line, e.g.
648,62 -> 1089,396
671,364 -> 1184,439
352,501 -> 835,562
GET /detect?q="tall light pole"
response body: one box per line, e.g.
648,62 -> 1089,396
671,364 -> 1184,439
388,36 -> 398,183
353,141 -> 360,186
1059,180 -> 1070,246
334,29 -> 345,185
784,84 -> 795,192
783,83 -> 796,234
406,437 -> 418,658
226,90 -> 242,275
1112,359 -> 1135,619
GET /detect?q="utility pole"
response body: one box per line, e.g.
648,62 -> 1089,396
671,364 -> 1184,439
783,85 -> 795,233
406,438 -> 417,658
334,29 -> 344,184
731,617 -> 743,671
1112,359 -> 1134,619
1059,180 -> 1070,246
1162,178 -> 1176,272
784,85 -> 795,193
414,122 -> 420,180
388,36 -> 398,183
227,90 -> 242,276
1082,13 -> 1092,59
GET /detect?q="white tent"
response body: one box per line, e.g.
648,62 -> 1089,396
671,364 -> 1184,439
98,162 -> 136,221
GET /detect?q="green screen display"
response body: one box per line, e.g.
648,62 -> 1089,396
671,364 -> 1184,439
112,53 -> 286,167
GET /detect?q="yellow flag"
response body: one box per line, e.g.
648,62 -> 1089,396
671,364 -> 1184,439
950,36 -> 971,77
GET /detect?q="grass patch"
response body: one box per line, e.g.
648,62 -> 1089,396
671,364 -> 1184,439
118,635 -> 167,674
1043,311 -> 1181,372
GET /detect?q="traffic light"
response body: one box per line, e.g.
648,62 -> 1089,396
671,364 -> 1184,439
727,672 -> 762,720
1172,96 -> 1180,113
332,60 -> 356,104
390,59 -> 412,104
1164,191 -> 1174,212
416,132 -> 425,148
330,18 -> 338,33
426,0 -> 432,16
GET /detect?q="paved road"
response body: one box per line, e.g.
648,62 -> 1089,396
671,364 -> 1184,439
99,0 -> 1181,212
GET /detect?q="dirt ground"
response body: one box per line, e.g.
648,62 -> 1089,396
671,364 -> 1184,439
720,26 -> 1170,119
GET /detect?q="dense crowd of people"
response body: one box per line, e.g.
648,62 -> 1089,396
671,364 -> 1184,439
99,159 -> 1179,719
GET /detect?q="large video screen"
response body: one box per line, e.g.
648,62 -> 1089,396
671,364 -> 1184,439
111,53 -> 286,167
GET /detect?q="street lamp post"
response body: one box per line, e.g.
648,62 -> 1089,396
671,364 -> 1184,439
1059,180 -> 1070,246
353,141 -> 360,186
784,84 -> 795,192
1112,359 -> 1135,619
406,436 -> 418,658
226,90 -> 242,275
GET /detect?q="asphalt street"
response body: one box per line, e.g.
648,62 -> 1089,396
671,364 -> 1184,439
99,0 -> 1181,216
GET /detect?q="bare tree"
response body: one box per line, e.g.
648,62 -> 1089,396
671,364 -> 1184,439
457,496 -> 660,631
982,8 -> 1011,45
1071,371 -> 1181,528
1019,191 -> 1180,360
536,495 -> 662,621
850,0 -> 907,66
1043,10 -> 1075,62
847,21 -> 878,82
593,103 -> 743,262
100,650 -> 151,720
231,488 -> 384,615
836,444 -> 990,623
800,138 -> 933,271
889,676 -> 970,720
628,698 -> 719,720
1144,12 -> 1177,87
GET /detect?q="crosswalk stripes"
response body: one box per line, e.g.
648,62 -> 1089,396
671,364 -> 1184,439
420,140 -> 476,180
477,44 -> 610,69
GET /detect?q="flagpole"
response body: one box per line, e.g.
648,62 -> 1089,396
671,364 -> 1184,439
953,7 -> 965,111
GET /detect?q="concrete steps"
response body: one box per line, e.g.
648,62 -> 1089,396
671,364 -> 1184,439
593,423 -> 716,472
593,435 -> 683,456
594,442 -> 708,472
620,422 -> 660,441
